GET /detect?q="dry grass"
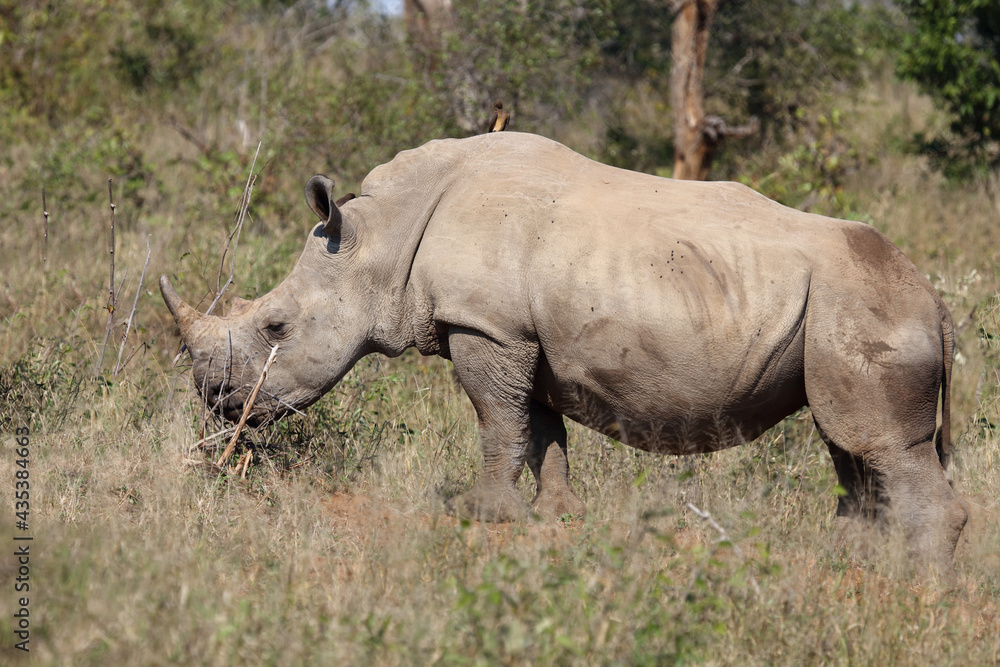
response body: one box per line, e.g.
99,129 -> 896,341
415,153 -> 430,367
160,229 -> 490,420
1,75 -> 999,665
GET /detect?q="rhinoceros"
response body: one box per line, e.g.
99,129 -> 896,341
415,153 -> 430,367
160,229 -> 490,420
161,132 -> 967,566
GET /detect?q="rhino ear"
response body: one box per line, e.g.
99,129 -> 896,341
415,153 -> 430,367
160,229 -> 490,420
304,174 -> 344,237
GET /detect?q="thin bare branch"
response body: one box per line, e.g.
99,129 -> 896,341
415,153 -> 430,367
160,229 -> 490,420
686,502 -> 732,542
206,142 -> 262,316
117,340 -> 148,373
108,178 -> 116,310
263,391 -> 308,417
188,426 -> 238,453
41,186 -> 49,274
216,345 -> 278,468
114,235 -> 152,375
114,269 -> 129,302
97,179 -> 118,374
240,448 -> 253,479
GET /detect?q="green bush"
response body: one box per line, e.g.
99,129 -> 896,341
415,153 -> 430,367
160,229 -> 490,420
897,0 -> 1000,174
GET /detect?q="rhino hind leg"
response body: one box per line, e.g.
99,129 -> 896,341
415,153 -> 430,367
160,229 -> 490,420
526,401 -> 587,520
818,424 -> 966,570
822,430 -> 886,523
820,428 -> 890,561
885,440 -> 968,571
443,327 -> 535,522
805,320 -> 967,569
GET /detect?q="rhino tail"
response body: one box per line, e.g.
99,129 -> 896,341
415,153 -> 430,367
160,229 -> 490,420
936,296 -> 955,481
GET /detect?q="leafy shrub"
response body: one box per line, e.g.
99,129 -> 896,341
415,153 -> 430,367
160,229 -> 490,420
897,0 -> 1000,174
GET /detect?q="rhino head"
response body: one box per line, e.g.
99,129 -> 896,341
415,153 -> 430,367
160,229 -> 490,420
161,175 -> 382,425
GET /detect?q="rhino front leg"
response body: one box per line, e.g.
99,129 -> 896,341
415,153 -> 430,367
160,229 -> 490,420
527,400 -> 587,520
444,327 -> 535,522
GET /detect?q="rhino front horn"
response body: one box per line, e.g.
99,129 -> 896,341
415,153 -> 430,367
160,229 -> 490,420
160,275 -> 208,342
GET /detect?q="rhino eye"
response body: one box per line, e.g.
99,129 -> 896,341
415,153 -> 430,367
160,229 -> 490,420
265,322 -> 287,336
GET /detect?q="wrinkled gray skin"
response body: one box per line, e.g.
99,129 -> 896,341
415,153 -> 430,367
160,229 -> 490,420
162,132 -> 967,568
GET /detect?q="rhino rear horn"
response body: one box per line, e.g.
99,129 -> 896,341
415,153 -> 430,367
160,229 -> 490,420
305,174 -> 344,238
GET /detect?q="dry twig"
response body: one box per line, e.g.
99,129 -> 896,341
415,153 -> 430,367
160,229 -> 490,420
41,187 -> 49,275
215,345 -> 278,468
97,178 -> 118,373
285,456 -> 314,472
187,426 -> 237,454
114,235 -> 152,375
240,449 -> 253,479
206,142 -> 262,316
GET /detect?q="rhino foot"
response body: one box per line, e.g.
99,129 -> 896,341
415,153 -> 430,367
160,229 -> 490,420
532,488 -> 587,522
445,482 -> 532,523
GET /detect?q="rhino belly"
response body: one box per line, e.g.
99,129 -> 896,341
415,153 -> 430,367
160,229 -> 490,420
531,331 -> 808,455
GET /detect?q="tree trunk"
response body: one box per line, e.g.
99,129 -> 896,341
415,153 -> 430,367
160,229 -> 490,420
404,0 -> 454,48
670,0 -> 758,180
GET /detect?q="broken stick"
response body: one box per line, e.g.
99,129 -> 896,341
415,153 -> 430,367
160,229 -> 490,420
215,345 -> 278,468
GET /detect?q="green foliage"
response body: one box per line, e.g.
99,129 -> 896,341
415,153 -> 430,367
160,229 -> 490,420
711,0 -> 893,125
594,0 -> 897,177
0,0 -> 910,233
414,0 -> 606,135
896,0 -> 1000,172
595,0 -> 676,78
111,15 -> 203,90
0,340 -> 81,428
258,357 -> 409,485
0,2 -> 113,127
974,294 -> 1000,439
600,0 -> 889,119
736,108 -> 867,217
433,530 -> 761,664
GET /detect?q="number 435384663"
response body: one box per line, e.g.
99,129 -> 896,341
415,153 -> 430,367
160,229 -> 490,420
15,427 -> 29,525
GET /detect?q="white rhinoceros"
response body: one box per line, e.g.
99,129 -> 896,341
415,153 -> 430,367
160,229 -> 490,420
161,132 -> 967,566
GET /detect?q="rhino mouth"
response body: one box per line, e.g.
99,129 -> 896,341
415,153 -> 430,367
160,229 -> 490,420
216,397 -> 283,427
220,402 -> 247,424
202,378 -> 317,427
200,385 -> 265,425
212,389 -> 302,427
